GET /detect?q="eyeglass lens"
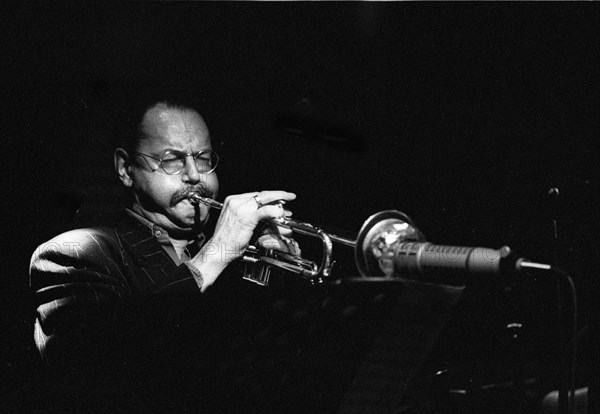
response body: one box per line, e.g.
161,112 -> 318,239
161,151 -> 218,174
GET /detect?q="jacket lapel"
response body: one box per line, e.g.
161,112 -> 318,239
116,215 -> 181,293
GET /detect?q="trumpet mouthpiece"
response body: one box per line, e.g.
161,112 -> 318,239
185,192 -> 223,210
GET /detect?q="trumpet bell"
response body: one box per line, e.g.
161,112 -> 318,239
354,210 -> 425,277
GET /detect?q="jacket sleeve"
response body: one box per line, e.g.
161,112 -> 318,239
29,228 -> 135,366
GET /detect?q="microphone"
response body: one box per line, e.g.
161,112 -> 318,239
392,242 -> 513,277
355,210 -> 552,283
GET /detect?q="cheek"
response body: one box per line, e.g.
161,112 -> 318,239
195,174 -> 219,197
133,172 -> 178,204
204,174 -> 219,196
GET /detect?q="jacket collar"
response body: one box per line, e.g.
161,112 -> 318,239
117,209 -> 206,268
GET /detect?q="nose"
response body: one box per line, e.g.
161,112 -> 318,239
181,155 -> 201,183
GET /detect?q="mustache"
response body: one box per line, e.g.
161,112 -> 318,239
171,184 -> 215,206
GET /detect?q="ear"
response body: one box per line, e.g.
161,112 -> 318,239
114,148 -> 134,187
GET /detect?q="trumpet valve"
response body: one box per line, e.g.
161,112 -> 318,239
242,245 -> 272,286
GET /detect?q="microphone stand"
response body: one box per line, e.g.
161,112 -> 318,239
548,187 -> 572,414
351,207 -> 578,413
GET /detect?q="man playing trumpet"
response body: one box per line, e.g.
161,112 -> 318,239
29,99 -> 299,411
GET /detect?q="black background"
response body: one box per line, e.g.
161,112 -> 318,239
2,2 -> 598,412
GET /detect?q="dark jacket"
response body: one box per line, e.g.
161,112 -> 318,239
30,213 -> 238,412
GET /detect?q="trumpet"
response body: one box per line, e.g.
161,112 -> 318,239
186,191 -> 354,286
187,192 -> 518,286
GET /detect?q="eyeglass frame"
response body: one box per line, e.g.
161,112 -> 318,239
132,149 -> 219,175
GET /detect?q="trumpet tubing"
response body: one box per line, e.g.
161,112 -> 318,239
186,191 -> 352,285
187,192 -> 522,285
187,192 -> 432,285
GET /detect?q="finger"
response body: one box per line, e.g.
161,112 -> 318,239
263,200 -> 286,207
269,209 -> 293,235
257,203 -> 286,221
221,192 -> 260,206
276,225 -> 293,237
254,191 -> 296,206
257,235 -> 301,256
235,191 -> 263,198
284,237 -> 301,256
257,234 -> 287,251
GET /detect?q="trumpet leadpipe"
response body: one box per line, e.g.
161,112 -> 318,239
329,234 -> 356,248
186,192 -> 224,210
186,191 -> 356,246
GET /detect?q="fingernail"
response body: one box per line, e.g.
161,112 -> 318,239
261,240 -> 282,249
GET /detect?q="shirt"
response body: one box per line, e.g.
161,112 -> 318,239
125,209 -> 206,265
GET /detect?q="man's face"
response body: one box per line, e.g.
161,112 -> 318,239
128,105 -> 219,238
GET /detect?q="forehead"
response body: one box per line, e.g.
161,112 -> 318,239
139,105 -> 211,152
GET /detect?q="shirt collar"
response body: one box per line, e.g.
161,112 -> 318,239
125,208 -> 205,248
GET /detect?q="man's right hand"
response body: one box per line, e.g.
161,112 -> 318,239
188,190 -> 296,291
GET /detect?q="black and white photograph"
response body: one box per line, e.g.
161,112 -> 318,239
2,3 -> 598,413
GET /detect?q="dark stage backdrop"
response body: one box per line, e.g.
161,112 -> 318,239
2,3 -> 598,412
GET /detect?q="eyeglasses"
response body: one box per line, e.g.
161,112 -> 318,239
134,149 -> 219,175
